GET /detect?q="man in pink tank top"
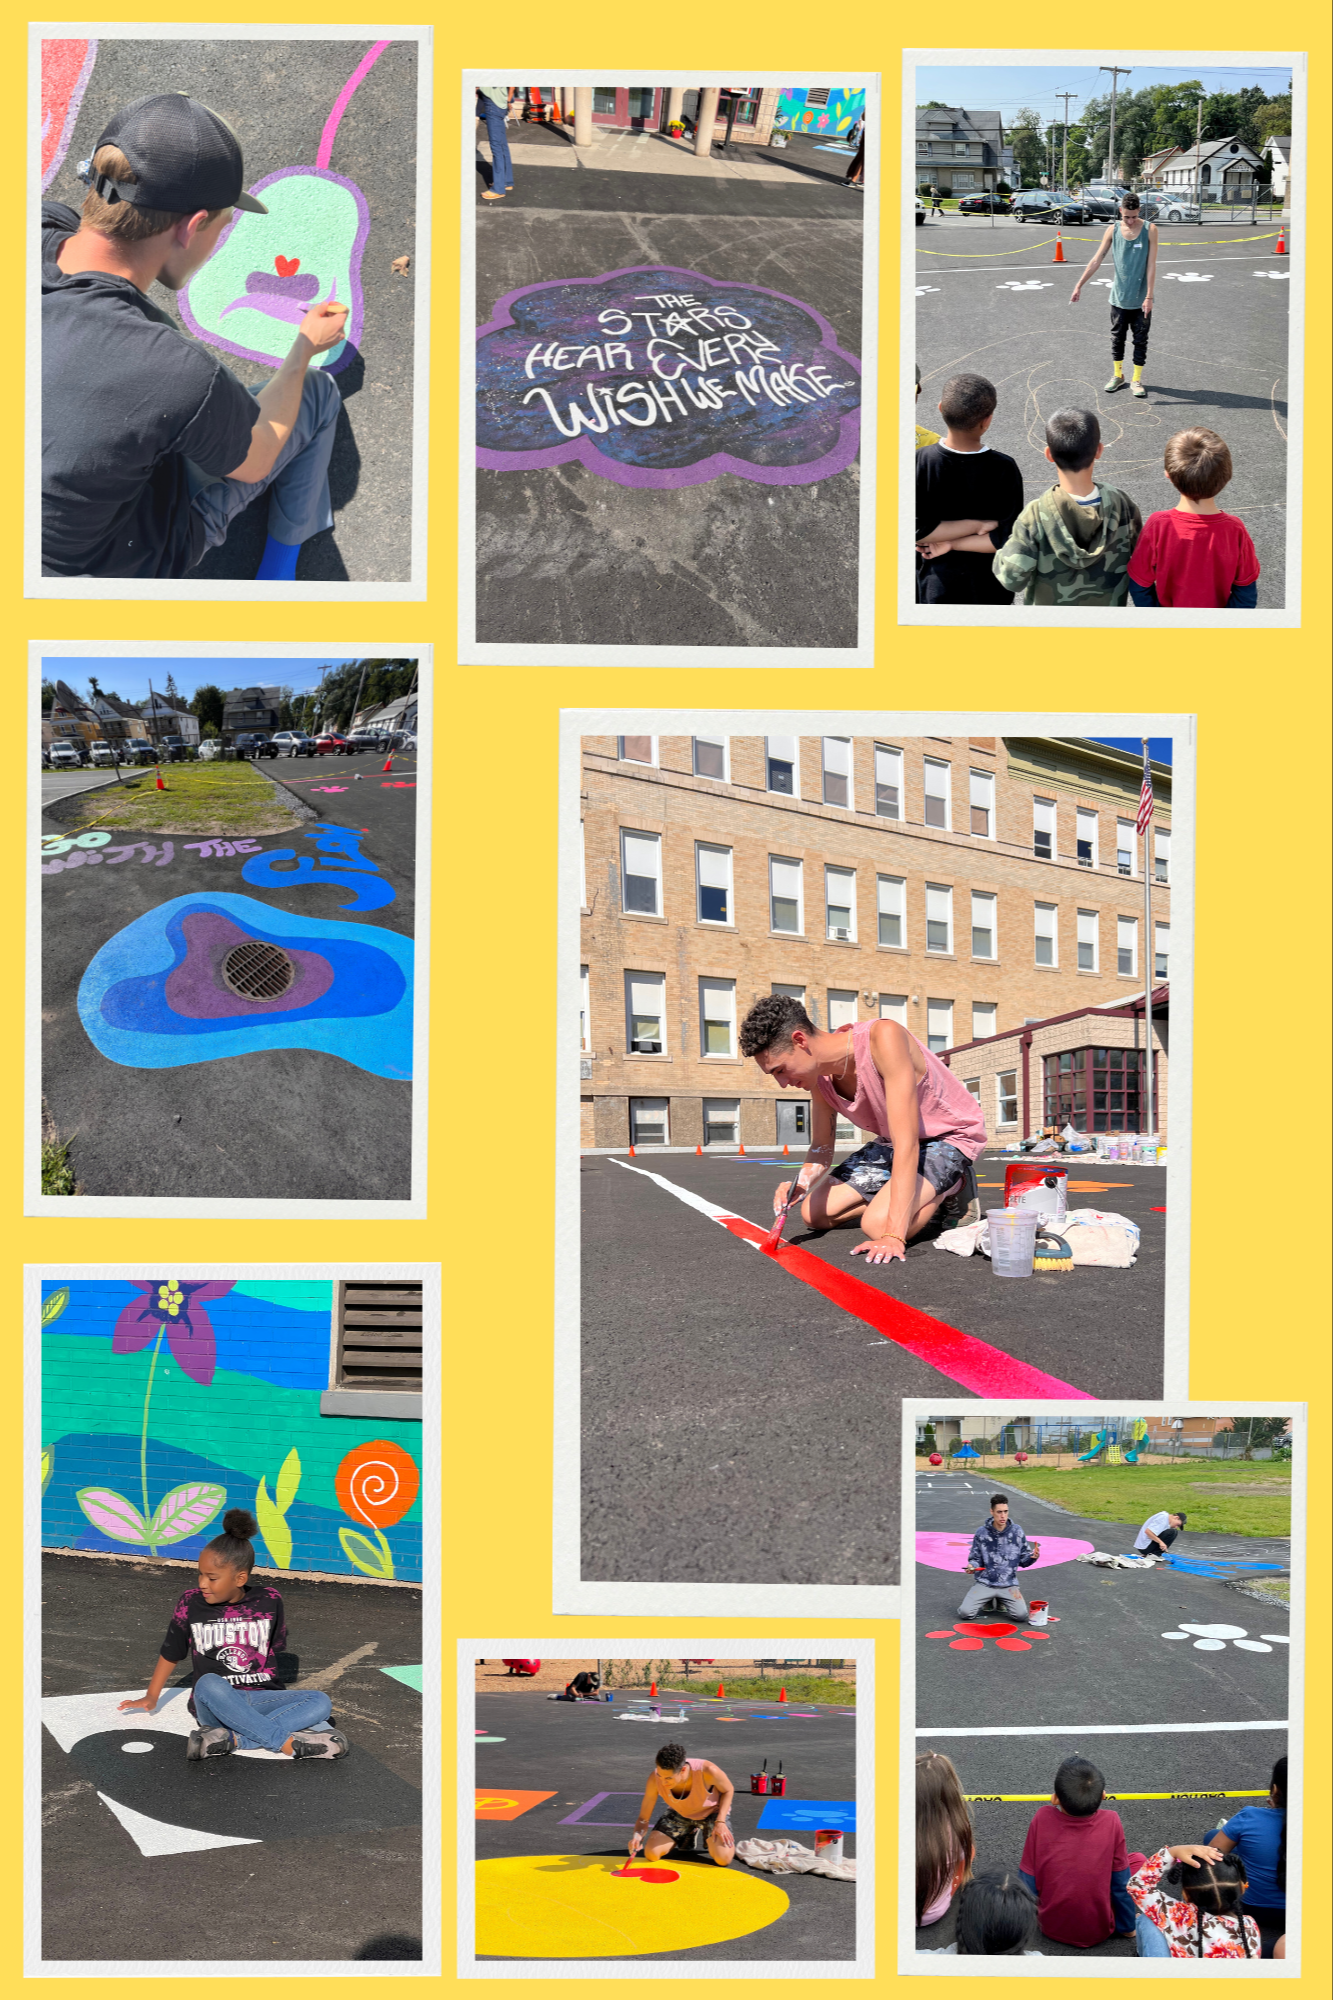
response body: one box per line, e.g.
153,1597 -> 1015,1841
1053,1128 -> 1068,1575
739,992 -> 986,1266
629,1742 -> 736,1866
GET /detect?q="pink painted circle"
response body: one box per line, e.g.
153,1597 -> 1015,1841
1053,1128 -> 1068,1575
916,1530 -> 1094,1572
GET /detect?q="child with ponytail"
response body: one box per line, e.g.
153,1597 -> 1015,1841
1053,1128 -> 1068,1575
118,1509 -> 348,1761
916,1751 -> 975,1925
1129,1844 -> 1260,1958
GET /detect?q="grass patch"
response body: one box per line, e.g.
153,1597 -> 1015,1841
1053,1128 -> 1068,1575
41,1134 -> 78,1196
1233,1578 -> 1290,1608
61,761 -> 303,838
990,1463 -> 1290,1539
669,1677 -> 854,1705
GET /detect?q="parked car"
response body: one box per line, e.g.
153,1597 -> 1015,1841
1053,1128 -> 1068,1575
127,739 -> 160,765
345,731 -> 382,753
88,741 -> 122,767
1153,195 -> 1200,222
197,738 -> 222,760
48,740 -> 82,769
914,194 -> 925,226
1012,192 -> 1060,221
957,192 -> 1012,214
235,733 -> 279,759
159,735 -> 191,761
271,730 -> 317,757
315,731 -> 351,755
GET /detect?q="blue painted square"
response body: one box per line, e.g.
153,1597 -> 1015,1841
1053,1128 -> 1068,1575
758,1797 -> 856,1830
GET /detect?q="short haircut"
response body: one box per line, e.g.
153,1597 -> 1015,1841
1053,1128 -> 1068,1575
1164,428 -> 1232,500
939,372 -> 997,430
81,142 -> 228,243
1174,1510 -> 1188,1525
1054,1756 -> 1105,1817
655,1742 -> 687,1771
739,993 -> 817,1060
1120,191 -> 1141,210
989,1493 -> 1009,1510
1046,407 -> 1101,472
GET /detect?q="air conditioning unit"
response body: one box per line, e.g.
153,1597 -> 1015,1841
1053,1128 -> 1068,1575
632,1039 -> 662,1053
580,1058 -> 592,1080
832,927 -> 852,941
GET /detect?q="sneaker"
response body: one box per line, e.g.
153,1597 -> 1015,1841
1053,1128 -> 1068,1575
1130,380 -> 1147,397
187,1726 -> 235,1760
290,1728 -> 349,1761
937,1160 -> 980,1229
1104,375 -> 1127,392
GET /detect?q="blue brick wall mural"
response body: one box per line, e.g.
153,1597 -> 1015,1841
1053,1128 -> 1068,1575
41,1279 -> 422,1582
774,88 -> 865,137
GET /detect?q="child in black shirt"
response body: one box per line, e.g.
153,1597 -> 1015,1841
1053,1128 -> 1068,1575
118,1509 -> 349,1761
916,373 -> 1025,605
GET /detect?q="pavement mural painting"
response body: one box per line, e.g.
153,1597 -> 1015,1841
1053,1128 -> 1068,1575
916,1530 -> 1094,1571
75,891 -> 412,1078
475,1854 -> 788,1958
476,265 -> 860,489
180,41 -> 389,374
40,38 -> 98,189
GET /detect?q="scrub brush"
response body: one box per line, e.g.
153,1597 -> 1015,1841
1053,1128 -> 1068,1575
1032,1228 -> 1073,1272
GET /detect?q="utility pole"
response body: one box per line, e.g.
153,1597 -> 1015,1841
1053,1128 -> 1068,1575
1057,91 -> 1078,191
1100,64 -> 1132,185
1194,94 -> 1203,224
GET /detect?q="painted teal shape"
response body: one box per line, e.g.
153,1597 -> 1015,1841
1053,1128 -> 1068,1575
180,167 -> 369,373
77,892 -> 412,1079
381,1663 -> 424,1692
231,1280 -> 334,1316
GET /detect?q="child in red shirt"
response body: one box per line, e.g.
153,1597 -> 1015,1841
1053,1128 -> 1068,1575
1019,1756 -> 1145,1948
1127,426 -> 1260,607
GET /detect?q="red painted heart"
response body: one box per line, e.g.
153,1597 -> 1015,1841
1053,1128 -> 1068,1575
275,255 -> 300,277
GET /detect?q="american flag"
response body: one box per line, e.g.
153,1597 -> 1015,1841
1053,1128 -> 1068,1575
1135,755 -> 1153,836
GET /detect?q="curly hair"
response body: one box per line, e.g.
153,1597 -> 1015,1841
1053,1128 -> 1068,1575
655,1742 -> 687,1771
738,993 -> 817,1059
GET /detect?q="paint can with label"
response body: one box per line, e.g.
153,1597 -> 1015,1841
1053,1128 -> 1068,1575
1004,1163 -> 1068,1220
771,1765 -> 786,1797
815,1828 -> 844,1864
1029,1600 -> 1050,1627
750,1762 -> 770,1795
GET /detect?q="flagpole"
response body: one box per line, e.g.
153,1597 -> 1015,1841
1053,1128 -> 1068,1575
1142,737 -> 1154,1139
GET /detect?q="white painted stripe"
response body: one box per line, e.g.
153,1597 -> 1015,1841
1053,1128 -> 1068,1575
611,1157 -> 747,1230
921,256 -> 1284,277
917,1720 -> 1286,1737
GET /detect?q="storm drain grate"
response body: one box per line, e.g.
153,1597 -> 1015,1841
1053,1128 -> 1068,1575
221,940 -> 296,1000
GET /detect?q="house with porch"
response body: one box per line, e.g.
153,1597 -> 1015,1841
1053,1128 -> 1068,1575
1261,134 -> 1290,201
1159,135 -> 1264,202
915,106 -> 1005,195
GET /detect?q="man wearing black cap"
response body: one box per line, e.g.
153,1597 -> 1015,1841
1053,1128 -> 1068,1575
42,93 -> 348,580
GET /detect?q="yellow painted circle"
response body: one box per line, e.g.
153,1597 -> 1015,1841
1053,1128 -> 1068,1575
476,1853 -> 789,1958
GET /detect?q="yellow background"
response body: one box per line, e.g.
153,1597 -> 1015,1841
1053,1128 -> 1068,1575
16,8 -> 1330,1993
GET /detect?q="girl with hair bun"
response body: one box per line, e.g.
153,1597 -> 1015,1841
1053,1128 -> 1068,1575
119,1508 -> 349,1761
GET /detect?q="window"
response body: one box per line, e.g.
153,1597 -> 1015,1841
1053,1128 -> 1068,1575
1116,819 -> 1135,877
580,964 -> 591,1051
766,734 -> 797,795
969,769 -> 994,838
924,757 -> 951,829
770,856 -> 803,934
704,1098 -> 739,1146
1077,807 -> 1098,869
1033,797 -> 1055,860
700,977 -> 736,1058
971,890 -> 996,959
877,874 -> 905,948
879,993 -> 908,1025
964,1077 -> 982,1104
1155,827 -> 1171,884
926,883 -> 953,954
627,86 -> 655,120
693,734 -> 727,781
593,87 -> 617,115
324,1280 -> 424,1414
973,1001 -> 997,1040
696,843 -> 732,925
827,989 -> 858,1032
1045,1047 -> 1156,1133
822,735 -> 852,808
997,1070 -> 1018,1125
772,979 -> 807,1009
630,1096 -> 669,1146
953,172 -> 975,187
825,865 -> 856,940
926,999 -> 954,1054
619,735 -> 655,764
621,829 -> 661,914
875,744 -> 903,818
626,972 -> 666,1053
1034,902 -> 1057,967
1117,916 -> 1137,977
1077,909 -> 1098,972
1155,922 -> 1170,981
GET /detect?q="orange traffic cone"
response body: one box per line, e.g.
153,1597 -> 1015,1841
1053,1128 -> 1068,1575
696,1144 -> 703,1155
783,1143 -> 790,1155
1052,230 -> 1065,263
738,1143 -> 745,1155
716,1682 -> 725,1699
382,751 -> 394,772
1275,224 -> 1286,254
628,1145 -> 636,1157
155,767 -> 165,790
778,1686 -> 788,1703
650,1680 -> 657,1698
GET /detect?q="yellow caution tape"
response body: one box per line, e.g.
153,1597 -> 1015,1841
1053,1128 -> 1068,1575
917,230 -> 1282,258
966,1791 -> 1268,1804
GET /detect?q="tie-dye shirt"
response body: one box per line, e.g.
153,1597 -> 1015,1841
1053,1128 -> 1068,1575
161,1582 -> 288,1717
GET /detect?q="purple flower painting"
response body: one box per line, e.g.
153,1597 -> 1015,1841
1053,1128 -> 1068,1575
113,1279 -> 235,1387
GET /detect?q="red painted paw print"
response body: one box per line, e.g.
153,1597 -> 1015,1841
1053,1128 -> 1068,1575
926,1619 -> 1059,1653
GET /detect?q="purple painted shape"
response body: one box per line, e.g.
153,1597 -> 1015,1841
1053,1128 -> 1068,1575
247,270 -> 321,301
475,262 -> 861,492
41,39 -> 98,192
224,292 -> 314,329
163,911 -> 333,1019
557,1791 -> 643,1827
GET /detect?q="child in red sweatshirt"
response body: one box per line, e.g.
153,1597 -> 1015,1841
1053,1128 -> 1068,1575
1020,1756 -> 1144,1948
1127,426 -> 1260,607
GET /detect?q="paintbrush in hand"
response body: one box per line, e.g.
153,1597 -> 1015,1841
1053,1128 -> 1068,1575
763,1184 -> 807,1252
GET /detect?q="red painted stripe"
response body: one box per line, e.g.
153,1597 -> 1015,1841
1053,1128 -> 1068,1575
716,1215 -> 1092,1399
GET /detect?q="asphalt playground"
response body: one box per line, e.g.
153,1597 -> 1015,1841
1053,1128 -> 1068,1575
581,1150 -> 1165,1587
45,37 -> 419,584
474,123 -> 864,651
41,1552 -> 423,1963
40,754 -> 417,1202
474,1682 -> 857,1962
913,1472 -> 1290,1957
915,217 -> 1290,605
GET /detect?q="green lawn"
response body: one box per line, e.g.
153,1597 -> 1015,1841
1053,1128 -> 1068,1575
670,1677 -> 854,1706
989,1462 -> 1291,1539
62,761 -> 303,838
40,1134 -> 77,1196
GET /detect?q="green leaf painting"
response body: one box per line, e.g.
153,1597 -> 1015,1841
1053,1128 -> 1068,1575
42,1288 -> 69,1326
41,1444 -> 55,1496
338,1525 -> 395,1580
256,1449 -> 301,1571
76,1486 -> 150,1545
276,1446 -> 301,1514
149,1482 -> 226,1547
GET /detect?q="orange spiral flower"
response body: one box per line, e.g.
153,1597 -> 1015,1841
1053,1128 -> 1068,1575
335,1440 -> 419,1528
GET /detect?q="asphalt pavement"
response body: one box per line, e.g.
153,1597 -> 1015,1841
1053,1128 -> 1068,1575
915,217 -> 1289,606
475,123 -> 863,651
581,1152 -> 1165,1588
475,1686 -> 856,1962
41,754 -> 417,1202
46,38 -> 419,584
42,766 -> 125,806
42,1552 -> 423,1963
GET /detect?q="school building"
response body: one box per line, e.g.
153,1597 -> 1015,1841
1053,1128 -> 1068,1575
579,733 -> 1172,1151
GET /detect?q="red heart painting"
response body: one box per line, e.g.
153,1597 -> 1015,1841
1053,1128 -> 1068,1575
275,255 -> 300,277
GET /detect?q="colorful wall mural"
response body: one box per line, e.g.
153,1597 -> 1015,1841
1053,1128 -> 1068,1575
773,88 -> 865,137
41,1279 -> 422,1583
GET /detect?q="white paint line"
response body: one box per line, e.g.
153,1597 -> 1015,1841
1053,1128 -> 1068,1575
611,1156 -> 743,1229
917,1720 -> 1286,1736
97,1789 -> 260,1857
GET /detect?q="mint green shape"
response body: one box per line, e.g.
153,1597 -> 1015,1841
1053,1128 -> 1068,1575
183,171 -> 362,370
381,1663 -> 423,1692
231,1280 -> 333,1315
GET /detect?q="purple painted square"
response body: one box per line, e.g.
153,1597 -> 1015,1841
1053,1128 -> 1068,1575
558,1791 -> 644,1827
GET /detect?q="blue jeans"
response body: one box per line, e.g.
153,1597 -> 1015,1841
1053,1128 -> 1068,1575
480,100 -> 513,192
192,1672 -> 333,1752
1135,1912 -> 1171,1957
186,366 -> 341,557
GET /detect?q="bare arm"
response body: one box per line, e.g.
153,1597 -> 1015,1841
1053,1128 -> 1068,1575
1070,226 -> 1114,301
226,301 -> 349,483
1144,223 -> 1159,310
705,1763 -> 736,1823
628,1775 -> 659,1855
118,1654 -> 176,1713
775,1092 -> 837,1215
859,1019 -> 922,1249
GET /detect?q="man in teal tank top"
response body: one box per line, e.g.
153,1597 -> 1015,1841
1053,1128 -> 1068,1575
1069,192 -> 1159,398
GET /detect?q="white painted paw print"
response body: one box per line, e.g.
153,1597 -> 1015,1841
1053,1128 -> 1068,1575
916,285 -> 941,296
1253,270 -> 1289,280
996,280 -> 1053,291
1163,272 -> 1212,283
1161,1622 -> 1290,1653
1091,277 -> 1114,287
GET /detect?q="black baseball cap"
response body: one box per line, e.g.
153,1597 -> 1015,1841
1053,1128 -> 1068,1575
81,93 -> 268,215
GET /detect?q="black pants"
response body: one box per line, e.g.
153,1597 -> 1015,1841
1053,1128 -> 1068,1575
1111,303 -> 1152,366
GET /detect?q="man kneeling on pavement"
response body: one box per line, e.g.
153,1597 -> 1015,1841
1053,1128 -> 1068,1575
960,1493 -> 1041,1621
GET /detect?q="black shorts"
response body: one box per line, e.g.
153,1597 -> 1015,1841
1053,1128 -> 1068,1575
829,1137 -> 969,1204
653,1806 -> 717,1845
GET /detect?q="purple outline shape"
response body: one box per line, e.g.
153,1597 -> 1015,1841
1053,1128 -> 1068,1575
475,262 -> 861,491
558,1791 -> 643,1827
41,38 -> 98,193
178,166 -> 370,378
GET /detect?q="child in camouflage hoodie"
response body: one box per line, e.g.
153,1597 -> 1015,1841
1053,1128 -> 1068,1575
993,408 -> 1142,607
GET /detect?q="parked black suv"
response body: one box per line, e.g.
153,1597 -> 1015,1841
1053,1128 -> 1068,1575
235,734 -> 279,759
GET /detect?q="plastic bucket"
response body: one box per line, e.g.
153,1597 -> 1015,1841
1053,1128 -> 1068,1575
814,1829 -> 845,1864
1029,1600 -> 1050,1627
987,1207 -> 1039,1278
1005,1163 -> 1068,1220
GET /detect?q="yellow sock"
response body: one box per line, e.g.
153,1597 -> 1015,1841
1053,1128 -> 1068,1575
1113,361 -> 1124,379
1132,364 -> 1144,383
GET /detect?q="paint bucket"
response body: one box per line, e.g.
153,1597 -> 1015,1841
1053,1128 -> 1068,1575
987,1207 -> 1039,1278
750,1770 -> 770,1795
771,1771 -> 787,1796
1157,1146 -> 1168,1165
1029,1600 -> 1050,1626
815,1829 -> 844,1864
1004,1162 -> 1068,1220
